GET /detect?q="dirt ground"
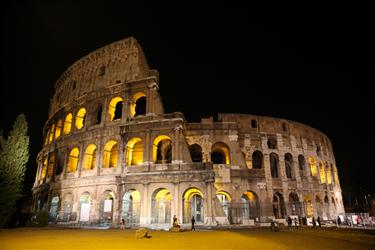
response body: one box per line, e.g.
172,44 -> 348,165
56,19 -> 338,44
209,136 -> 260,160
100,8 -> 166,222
1,227 -> 374,250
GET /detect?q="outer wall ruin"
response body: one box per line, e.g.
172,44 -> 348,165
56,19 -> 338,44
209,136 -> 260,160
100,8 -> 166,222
32,37 -> 344,228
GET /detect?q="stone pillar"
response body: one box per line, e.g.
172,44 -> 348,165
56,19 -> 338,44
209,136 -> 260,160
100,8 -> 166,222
77,144 -> 84,178
140,183 -> 149,225
96,139 -> 104,176
147,82 -> 158,114
144,129 -> 151,164
205,181 -> 214,225
123,89 -> 130,121
173,183 -> 181,222
172,125 -> 183,164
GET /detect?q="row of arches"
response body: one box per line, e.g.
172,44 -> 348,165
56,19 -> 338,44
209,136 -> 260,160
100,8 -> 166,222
45,94 -> 147,145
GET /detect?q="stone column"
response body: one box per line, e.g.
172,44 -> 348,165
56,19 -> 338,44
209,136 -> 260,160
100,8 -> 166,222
172,125 -> 183,164
173,183 -> 181,222
140,183 -> 149,225
144,129 -> 151,164
77,144 -> 84,178
147,82 -> 158,114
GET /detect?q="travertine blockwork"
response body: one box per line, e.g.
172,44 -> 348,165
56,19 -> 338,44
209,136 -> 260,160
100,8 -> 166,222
32,37 -> 344,227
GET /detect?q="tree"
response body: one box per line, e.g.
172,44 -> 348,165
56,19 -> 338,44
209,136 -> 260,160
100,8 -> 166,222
0,113 -> 29,227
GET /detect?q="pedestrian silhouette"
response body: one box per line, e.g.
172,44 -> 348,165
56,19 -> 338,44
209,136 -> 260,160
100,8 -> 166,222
312,217 -> 316,228
337,216 -> 341,227
317,216 -> 321,228
191,216 -> 196,231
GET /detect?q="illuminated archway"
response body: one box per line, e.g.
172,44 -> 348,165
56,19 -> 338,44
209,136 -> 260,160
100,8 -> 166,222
273,192 -> 285,219
289,192 -> 302,216
183,188 -> 204,223
242,191 -> 259,221
333,165 -> 339,185
40,158 -> 48,180
318,162 -> 326,183
130,92 -> 146,117
75,108 -> 86,129
103,140 -> 118,168
309,157 -> 317,177
55,119 -> 63,139
79,192 -> 92,222
122,190 -> 141,226
63,113 -> 72,135
315,195 -> 323,217
153,135 -> 172,164
47,152 -> 56,177
83,144 -> 97,170
151,188 -> 172,224
101,190 -> 115,223
108,97 -> 123,121
211,142 -> 230,164
62,193 -> 73,221
325,162 -> 332,184
125,138 -> 143,166
49,124 -> 55,143
67,147 -> 79,172
304,195 -> 313,217
49,196 -> 60,222
216,191 -> 231,220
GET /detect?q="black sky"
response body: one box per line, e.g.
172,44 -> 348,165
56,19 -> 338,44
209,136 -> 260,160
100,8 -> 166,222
0,2 -> 373,203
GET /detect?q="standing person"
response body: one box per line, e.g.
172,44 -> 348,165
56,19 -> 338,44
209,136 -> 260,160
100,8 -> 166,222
191,216 -> 196,231
317,216 -> 321,228
294,217 -> 299,229
120,218 -> 125,230
337,216 -> 341,227
287,216 -> 292,230
312,217 -> 316,228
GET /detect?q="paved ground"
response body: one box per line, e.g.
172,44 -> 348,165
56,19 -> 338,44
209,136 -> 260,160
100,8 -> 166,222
1,227 -> 374,250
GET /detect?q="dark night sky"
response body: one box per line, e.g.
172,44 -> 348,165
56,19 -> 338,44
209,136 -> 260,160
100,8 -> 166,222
0,2 -> 373,203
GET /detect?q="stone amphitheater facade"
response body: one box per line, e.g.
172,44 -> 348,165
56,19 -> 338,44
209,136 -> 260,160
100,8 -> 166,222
32,37 -> 344,228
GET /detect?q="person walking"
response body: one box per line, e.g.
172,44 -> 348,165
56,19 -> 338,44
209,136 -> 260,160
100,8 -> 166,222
312,217 -> 316,228
294,217 -> 299,229
317,216 -> 321,228
191,216 -> 196,231
120,218 -> 125,230
337,216 -> 341,227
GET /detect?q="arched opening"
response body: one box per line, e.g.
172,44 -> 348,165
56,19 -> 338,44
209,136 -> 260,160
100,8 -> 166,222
55,119 -> 63,139
216,191 -> 231,221
289,193 -> 302,216
83,144 -> 97,170
122,190 -> 141,227
189,144 -> 203,163
151,188 -> 172,224
241,191 -> 260,222
101,191 -> 115,223
49,196 -> 60,222
309,157 -> 317,177
40,158 -> 47,181
47,152 -> 56,178
267,137 -> 277,149
331,197 -> 336,210
94,104 -> 102,125
79,192 -> 92,222
304,195 -> 313,217
273,193 -> 285,219
252,151 -> 263,169
67,147 -> 79,173
285,153 -> 293,179
44,128 -> 50,145
103,140 -> 118,168
75,108 -> 86,129
125,138 -> 144,166
130,92 -> 147,117
63,113 -> 72,135
183,188 -> 204,223
153,135 -> 172,164
325,162 -> 332,184
318,162 -> 326,183
298,155 -> 305,170
315,195 -> 323,217
324,195 -> 330,219
62,193 -> 73,222
135,97 -> 146,116
108,97 -> 124,121
49,124 -> 55,143
333,165 -> 339,185
270,153 -> 279,178
211,142 -> 230,164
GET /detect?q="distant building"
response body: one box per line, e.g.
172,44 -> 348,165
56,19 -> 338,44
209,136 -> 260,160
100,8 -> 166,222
32,37 -> 344,227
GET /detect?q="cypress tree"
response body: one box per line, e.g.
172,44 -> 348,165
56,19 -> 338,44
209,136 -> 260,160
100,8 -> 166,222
0,113 -> 30,227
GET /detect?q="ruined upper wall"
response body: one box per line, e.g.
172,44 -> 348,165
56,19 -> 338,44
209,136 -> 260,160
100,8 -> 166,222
49,37 -> 158,116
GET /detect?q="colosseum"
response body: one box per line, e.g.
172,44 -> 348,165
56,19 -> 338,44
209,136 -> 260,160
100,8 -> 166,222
32,37 -> 345,228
